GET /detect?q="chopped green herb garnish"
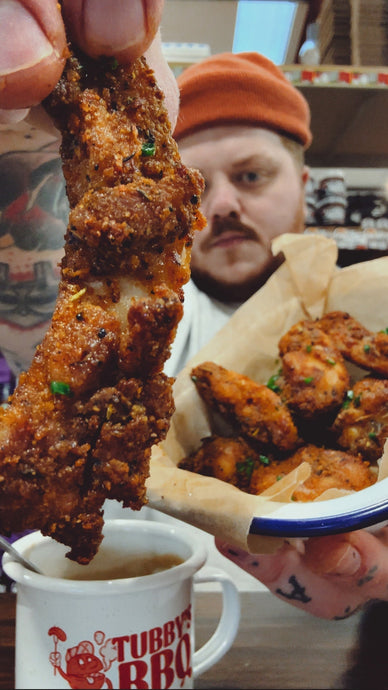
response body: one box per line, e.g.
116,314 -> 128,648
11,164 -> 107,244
326,358 -> 336,365
236,457 -> 256,481
342,390 -> 354,408
363,344 -> 371,353
110,58 -> 119,70
368,432 -> 378,441
50,381 -> 72,396
379,327 -> 388,334
141,141 -> 156,157
267,369 -> 282,393
303,376 -> 314,384
343,390 -> 361,407
259,454 -> 270,466
306,344 -> 312,352
191,375 -> 197,383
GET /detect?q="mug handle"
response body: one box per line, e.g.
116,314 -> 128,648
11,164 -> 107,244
192,565 -> 241,677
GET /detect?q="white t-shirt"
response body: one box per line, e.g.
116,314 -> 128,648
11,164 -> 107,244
165,279 -> 240,377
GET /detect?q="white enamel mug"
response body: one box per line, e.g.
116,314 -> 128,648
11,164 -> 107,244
3,519 -> 240,689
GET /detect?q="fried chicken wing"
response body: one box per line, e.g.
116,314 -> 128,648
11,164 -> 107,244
191,361 -> 300,452
0,49 -> 204,563
318,311 -> 388,376
250,444 -> 376,500
277,319 -> 350,420
332,378 -> 388,462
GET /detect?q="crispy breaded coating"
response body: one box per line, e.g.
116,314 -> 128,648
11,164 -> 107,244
318,311 -> 388,377
250,444 -> 376,500
178,435 -> 376,502
278,319 -> 350,419
332,378 -> 388,463
278,318 -> 337,356
178,434 -> 263,492
0,49 -> 204,563
191,361 -> 300,452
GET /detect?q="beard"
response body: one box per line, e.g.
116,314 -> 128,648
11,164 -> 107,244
190,202 -> 306,303
191,251 -> 285,303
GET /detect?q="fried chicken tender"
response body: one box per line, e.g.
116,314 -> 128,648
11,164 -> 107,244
318,311 -> 388,376
332,378 -> 388,462
277,319 -> 350,419
0,49 -> 204,563
191,361 -> 300,452
250,445 -> 376,500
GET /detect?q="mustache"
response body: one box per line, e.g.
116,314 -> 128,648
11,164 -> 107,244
206,217 -> 258,246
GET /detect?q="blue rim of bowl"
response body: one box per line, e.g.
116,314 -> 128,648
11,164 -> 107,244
249,495 -> 388,537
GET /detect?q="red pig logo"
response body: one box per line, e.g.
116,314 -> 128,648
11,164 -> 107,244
48,628 -> 115,689
47,605 -> 192,689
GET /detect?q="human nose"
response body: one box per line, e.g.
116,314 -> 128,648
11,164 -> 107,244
204,177 -> 241,222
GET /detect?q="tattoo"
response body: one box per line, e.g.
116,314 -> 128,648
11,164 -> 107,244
227,548 -> 241,558
333,605 -> 360,620
276,575 -> 312,604
0,145 -> 67,373
0,149 -> 66,330
0,260 -> 59,327
357,565 -> 378,587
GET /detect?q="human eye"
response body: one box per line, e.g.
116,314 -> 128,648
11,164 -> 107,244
235,170 -> 261,185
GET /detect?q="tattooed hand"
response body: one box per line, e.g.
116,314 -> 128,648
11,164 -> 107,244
0,0 -> 178,128
216,526 -> 388,620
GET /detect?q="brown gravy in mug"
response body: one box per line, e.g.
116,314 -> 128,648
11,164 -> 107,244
63,549 -> 184,581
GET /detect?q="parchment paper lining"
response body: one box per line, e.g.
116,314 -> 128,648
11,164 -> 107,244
146,234 -> 388,553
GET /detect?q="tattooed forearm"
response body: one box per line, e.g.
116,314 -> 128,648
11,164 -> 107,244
0,145 -> 65,374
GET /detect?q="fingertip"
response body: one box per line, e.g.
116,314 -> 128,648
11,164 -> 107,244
0,0 -> 67,110
304,535 -> 362,577
62,0 -> 164,63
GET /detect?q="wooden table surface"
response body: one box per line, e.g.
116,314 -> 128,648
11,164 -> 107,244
0,589 -> 367,689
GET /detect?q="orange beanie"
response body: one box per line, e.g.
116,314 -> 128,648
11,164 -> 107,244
174,52 -> 312,148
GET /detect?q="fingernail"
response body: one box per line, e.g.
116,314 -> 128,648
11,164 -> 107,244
83,0 -> 146,53
0,1 -> 54,76
330,544 -> 362,576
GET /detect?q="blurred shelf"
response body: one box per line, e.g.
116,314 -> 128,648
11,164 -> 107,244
305,225 -> 388,266
282,65 -> 388,168
305,225 -> 388,250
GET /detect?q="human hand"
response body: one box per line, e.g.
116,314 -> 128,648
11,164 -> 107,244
216,526 -> 388,620
0,0 -> 178,127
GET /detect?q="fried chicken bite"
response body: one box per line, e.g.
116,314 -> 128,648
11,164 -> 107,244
191,361 -> 300,452
332,378 -> 388,463
318,311 -> 388,377
0,48 -> 204,563
178,434 -> 263,492
178,435 -> 376,503
278,318 -> 336,356
277,319 -> 350,420
250,444 -> 376,500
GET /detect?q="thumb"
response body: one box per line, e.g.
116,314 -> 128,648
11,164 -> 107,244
62,0 -> 164,63
0,0 -> 67,110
